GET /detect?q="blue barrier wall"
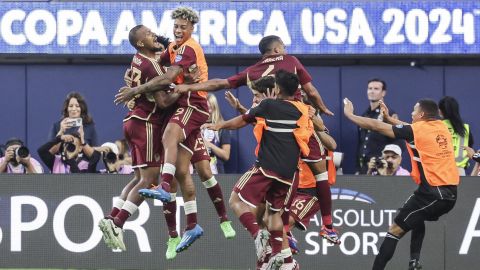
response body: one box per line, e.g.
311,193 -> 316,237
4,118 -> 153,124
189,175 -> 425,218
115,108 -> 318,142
1,64 -> 478,173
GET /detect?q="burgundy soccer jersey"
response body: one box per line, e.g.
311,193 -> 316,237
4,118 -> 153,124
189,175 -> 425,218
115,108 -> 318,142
124,53 -> 166,123
227,54 -> 312,95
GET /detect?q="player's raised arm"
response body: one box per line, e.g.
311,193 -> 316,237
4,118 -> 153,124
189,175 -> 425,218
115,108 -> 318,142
174,78 -> 231,94
204,115 -> 249,131
302,82 -> 333,116
343,98 -> 395,138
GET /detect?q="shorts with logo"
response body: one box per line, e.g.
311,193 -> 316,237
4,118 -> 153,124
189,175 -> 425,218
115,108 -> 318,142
290,189 -> 320,231
394,193 -> 456,232
179,129 -> 211,164
301,133 -> 325,162
123,118 -> 162,168
234,165 -> 297,212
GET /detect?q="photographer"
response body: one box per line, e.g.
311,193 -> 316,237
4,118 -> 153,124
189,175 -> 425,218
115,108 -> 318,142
37,127 -> 100,173
96,142 -> 133,174
367,144 -> 410,176
0,138 -> 43,174
463,146 -> 480,176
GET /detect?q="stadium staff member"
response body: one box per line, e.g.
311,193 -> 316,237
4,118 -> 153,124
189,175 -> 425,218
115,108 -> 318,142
0,138 -> 43,174
367,144 -> 410,176
344,98 -> 459,270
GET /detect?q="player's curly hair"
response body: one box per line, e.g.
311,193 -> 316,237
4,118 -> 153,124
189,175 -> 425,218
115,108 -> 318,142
171,7 -> 199,25
251,76 -> 276,94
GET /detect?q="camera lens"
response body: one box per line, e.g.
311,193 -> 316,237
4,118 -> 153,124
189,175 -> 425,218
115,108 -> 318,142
105,152 -> 117,163
65,143 -> 76,153
375,156 -> 385,169
15,146 -> 29,158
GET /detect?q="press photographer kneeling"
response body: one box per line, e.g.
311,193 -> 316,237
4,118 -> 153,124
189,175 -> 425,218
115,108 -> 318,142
96,142 -> 133,174
0,138 -> 43,174
367,144 -> 410,176
37,126 -> 100,173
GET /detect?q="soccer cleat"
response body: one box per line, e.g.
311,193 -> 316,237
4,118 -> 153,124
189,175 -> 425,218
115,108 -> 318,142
287,233 -> 299,255
408,259 -> 423,270
103,219 -> 126,251
220,221 -> 236,239
138,185 -> 171,202
265,253 -> 284,270
319,225 -> 341,245
165,236 -> 181,260
255,229 -> 270,260
175,224 -> 204,253
98,218 -> 116,249
257,245 -> 272,270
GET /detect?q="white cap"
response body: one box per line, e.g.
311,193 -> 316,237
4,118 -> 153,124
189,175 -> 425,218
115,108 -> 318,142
101,142 -> 119,155
382,144 -> 401,156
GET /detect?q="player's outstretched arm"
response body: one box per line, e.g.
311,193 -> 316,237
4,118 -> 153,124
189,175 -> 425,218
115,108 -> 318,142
302,82 -> 334,116
203,115 -> 248,131
379,100 -> 410,126
175,79 -> 231,94
343,98 -> 395,138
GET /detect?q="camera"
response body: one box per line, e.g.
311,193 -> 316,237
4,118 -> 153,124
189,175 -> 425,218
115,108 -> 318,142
65,142 -> 77,153
14,146 -> 30,159
67,118 -> 82,127
375,156 -> 385,169
104,152 -> 117,164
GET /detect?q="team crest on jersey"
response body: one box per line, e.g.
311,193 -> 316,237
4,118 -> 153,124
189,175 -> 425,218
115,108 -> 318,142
154,154 -> 161,162
175,55 -> 183,62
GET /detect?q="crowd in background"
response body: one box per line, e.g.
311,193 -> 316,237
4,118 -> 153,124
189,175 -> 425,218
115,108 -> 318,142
0,82 -> 478,176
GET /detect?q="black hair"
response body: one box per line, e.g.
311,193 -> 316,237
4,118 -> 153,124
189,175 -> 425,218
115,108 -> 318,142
368,78 -> 387,91
418,99 -> 439,119
251,76 -> 276,94
129,25 -> 144,49
438,96 -> 466,137
258,35 -> 282,55
275,69 -> 299,97
5,138 -> 24,148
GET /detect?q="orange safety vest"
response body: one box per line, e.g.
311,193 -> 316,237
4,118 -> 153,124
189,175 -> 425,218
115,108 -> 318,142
253,100 -> 313,158
407,120 -> 459,186
168,38 -> 208,98
326,150 -> 337,185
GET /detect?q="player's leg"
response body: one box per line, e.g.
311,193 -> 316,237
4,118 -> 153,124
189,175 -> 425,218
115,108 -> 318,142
164,178 -> 181,260
409,222 -> 425,270
372,223 -> 406,270
194,157 -> 236,239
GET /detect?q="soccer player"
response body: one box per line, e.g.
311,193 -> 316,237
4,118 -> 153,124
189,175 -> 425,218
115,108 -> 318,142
343,98 -> 459,270
98,25 -> 178,251
205,70 -> 313,269
174,35 -> 340,244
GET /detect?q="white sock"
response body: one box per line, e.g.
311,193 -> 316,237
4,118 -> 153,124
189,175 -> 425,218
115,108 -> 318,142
122,200 -> 139,215
184,200 -> 197,215
113,198 -> 125,209
162,163 -> 176,176
169,193 -> 177,202
315,172 -> 328,182
202,176 -> 218,188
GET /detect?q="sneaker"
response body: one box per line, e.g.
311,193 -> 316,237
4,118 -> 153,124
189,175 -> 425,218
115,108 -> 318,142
257,245 -> 272,270
254,229 -> 270,260
265,253 -> 284,270
220,221 -> 236,239
165,236 -> 181,260
319,225 -> 341,245
98,218 -> 116,249
105,219 -> 126,251
279,259 -> 300,270
176,224 -> 204,253
138,185 -> 171,202
287,233 -> 299,255
408,259 -> 423,270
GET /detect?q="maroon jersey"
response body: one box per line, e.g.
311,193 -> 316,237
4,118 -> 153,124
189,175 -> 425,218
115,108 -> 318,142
124,53 -> 166,123
227,54 -> 312,98
160,39 -> 209,114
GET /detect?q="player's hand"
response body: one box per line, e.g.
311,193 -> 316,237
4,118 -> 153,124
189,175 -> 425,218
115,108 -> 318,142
343,98 -> 354,116
320,106 -> 334,116
463,146 -> 476,159
173,84 -> 191,94
126,99 -> 136,111
225,91 -> 240,110
263,88 -> 278,99
184,64 -> 200,84
202,123 -> 220,131
379,100 -> 390,120
115,87 -> 137,105
308,106 -> 316,119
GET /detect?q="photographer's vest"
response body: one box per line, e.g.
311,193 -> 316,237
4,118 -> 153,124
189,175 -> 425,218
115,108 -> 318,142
443,120 -> 470,168
406,120 -> 459,186
253,100 -> 313,158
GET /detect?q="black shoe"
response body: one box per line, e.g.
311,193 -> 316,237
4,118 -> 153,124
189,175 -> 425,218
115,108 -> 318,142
408,259 -> 423,270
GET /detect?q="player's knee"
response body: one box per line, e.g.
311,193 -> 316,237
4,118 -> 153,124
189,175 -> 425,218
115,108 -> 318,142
388,223 -> 406,238
196,162 -> 212,180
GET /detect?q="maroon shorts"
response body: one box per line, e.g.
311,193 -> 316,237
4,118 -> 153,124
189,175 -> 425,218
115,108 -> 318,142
233,166 -> 296,211
179,129 -> 211,164
301,133 -> 325,162
168,106 -> 209,141
123,118 -> 162,168
290,191 -> 321,231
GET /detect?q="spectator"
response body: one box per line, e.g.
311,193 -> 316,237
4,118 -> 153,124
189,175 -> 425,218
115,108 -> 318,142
463,146 -> 480,176
367,144 -> 410,176
439,96 -> 474,176
48,92 -> 98,146
201,94 -> 231,174
37,128 -> 100,173
96,142 -> 133,174
356,78 -> 402,174
0,138 -> 43,174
